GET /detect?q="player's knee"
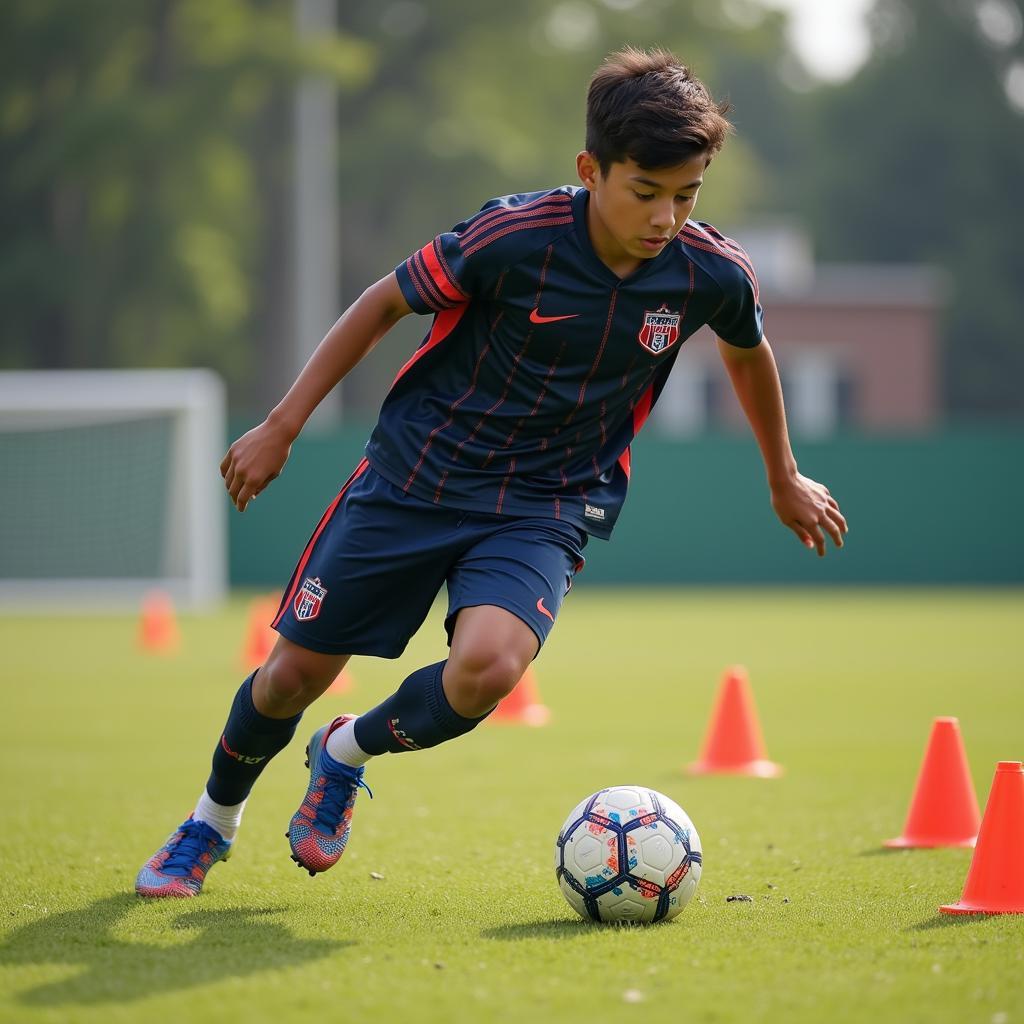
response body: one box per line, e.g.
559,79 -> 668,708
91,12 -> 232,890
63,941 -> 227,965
258,648 -> 338,712
447,648 -> 528,716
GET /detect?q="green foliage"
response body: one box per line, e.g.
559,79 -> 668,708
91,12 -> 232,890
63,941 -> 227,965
0,0 -> 371,391
0,0 -> 782,409
4,0 -> 1020,416
779,0 -> 1024,415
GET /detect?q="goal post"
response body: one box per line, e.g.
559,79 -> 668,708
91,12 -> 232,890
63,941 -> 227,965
0,369 -> 228,610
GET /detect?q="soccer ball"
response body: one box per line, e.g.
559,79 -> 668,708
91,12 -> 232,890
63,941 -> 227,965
555,785 -> 702,924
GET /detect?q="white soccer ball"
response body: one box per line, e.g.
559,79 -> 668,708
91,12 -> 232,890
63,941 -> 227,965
555,785 -> 702,924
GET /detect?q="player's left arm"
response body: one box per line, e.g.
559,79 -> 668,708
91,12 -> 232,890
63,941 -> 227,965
717,336 -> 848,557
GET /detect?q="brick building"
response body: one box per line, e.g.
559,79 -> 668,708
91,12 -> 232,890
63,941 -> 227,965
654,225 -> 947,437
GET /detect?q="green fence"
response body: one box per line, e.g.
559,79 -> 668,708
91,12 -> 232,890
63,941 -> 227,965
228,427 -> 1024,586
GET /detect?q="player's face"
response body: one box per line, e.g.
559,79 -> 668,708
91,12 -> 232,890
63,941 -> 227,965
577,152 -> 706,275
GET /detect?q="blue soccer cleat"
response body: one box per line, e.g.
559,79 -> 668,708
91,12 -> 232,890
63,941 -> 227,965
135,817 -> 232,898
287,715 -> 372,876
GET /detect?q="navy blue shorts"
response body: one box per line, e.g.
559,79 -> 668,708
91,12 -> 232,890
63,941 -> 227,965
272,460 -> 587,658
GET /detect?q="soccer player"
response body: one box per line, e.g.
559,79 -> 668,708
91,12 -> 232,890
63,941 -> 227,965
136,47 -> 847,897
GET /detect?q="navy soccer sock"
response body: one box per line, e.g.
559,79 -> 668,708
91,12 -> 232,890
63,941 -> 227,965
353,661 -> 489,755
205,672 -> 303,805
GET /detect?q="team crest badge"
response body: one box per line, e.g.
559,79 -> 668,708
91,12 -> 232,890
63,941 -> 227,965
638,304 -> 681,354
294,577 -> 327,621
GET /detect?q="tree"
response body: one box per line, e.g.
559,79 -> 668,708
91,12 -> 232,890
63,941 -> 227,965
781,0 -> 1024,415
0,0 -> 796,414
0,0 -> 371,406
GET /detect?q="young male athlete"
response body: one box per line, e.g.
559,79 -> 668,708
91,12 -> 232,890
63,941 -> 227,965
136,48 -> 847,897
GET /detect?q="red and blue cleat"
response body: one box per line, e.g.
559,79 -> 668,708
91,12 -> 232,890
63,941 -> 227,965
135,817 -> 232,898
287,715 -> 372,876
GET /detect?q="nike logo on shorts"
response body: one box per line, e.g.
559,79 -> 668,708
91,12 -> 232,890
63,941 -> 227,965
536,597 -> 555,622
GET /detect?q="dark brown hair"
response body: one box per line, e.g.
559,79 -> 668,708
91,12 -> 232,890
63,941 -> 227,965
586,47 -> 732,173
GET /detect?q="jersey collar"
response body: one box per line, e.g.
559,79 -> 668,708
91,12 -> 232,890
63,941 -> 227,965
571,187 -> 673,287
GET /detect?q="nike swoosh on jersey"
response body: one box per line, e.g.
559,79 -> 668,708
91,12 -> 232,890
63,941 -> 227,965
529,308 -> 581,324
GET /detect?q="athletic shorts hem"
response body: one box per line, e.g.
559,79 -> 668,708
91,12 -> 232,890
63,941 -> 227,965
445,598 -> 546,653
272,621 -> 407,660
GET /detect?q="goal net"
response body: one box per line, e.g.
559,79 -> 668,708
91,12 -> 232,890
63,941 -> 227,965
0,370 -> 227,610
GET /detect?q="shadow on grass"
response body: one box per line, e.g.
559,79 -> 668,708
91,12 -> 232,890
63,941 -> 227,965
481,918 -> 593,941
482,918 -> 662,941
0,892 -> 349,1007
908,912 -> 995,932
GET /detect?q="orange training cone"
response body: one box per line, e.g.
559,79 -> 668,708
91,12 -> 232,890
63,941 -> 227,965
240,596 -> 280,669
941,761 -> 1024,914
326,667 -> 355,695
687,666 -> 782,777
138,590 -> 180,655
490,665 -> 550,726
885,716 -> 979,848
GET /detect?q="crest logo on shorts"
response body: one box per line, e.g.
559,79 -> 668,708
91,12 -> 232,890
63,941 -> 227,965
638,304 -> 681,354
294,577 -> 327,621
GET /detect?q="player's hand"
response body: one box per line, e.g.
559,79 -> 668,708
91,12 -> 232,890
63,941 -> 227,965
220,419 -> 294,512
770,472 -> 847,557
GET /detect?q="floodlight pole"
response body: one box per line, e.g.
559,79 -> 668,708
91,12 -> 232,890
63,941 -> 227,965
293,0 -> 341,425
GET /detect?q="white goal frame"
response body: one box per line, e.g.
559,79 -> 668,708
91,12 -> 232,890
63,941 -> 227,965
0,369 -> 227,610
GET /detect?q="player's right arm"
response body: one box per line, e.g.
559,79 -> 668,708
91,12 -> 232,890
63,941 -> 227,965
221,272 -> 413,512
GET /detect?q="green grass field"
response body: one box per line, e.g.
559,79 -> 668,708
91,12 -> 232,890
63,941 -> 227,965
2,588 -> 1023,1024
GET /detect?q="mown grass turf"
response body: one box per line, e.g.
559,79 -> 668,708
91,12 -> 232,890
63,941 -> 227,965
1,588 -> 1022,1024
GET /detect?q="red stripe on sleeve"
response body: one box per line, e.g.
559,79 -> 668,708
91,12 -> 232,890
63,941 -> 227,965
422,240 -> 468,303
458,194 -> 571,249
404,254 -> 443,311
410,251 -> 449,310
462,214 -> 574,259
680,226 -> 760,300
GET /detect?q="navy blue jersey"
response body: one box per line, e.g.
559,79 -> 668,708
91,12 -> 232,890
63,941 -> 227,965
365,186 -> 762,539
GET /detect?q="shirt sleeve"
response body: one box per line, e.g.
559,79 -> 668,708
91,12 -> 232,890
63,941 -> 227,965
707,243 -> 764,349
395,203 -> 506,315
